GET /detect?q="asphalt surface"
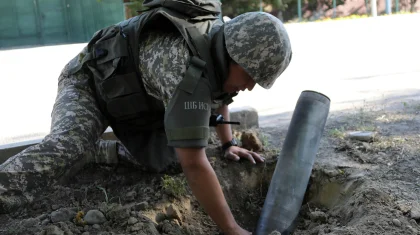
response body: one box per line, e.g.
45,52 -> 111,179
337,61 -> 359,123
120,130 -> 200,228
1,14 -> 419,145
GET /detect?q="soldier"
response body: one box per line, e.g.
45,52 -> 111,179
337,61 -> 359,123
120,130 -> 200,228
0,2 -> 292,234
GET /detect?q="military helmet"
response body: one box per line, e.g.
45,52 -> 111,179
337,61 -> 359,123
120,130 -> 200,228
224,12 -> 292,89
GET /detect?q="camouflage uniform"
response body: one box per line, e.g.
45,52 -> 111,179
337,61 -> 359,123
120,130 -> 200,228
0,30 -> 190,213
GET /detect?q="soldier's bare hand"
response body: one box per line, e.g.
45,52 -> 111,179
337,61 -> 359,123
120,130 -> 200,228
223,146 -> 265,164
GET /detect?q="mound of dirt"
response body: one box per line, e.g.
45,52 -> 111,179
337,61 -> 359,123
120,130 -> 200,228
0,100 -> 419,235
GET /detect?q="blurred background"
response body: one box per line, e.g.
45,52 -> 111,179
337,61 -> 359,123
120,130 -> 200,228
1,0 -> 419,48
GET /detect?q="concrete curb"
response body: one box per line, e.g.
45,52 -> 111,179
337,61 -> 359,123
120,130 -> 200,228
0,139 -> 42,164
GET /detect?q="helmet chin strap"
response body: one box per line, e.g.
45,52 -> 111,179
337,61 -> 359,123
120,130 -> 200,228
210,24 -> 230,92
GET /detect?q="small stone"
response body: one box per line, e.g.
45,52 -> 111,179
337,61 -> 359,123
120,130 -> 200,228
410,201 -> 420,220
240,130 -> 263,152
42,225 -> 64,235
184,224 -> 204,235
407,225 -> 418,234
42,218 -> 50,225
130,211 -> 137,216
159,220 -> 183,234
396,201 -> 411,213
133,202 -> 149,211
155,212 -> 167,223
348,131 -> 375,142
81,232 -> 90,235
128,217 -> 138,225
50,208 -> 76,223
38,213 -> 48,221
131,220 -> 159,234
390,208 -> 399,215
392,219 -> 401,227
84,210 -> 107,225
126,191 -> 137,202
361,142 -> 371,151
107,205 -> 130,222
309,211 -> 327,223
51,205 -> 60,210
21,217 -> 39,227
308,222 -> 317,230
269,231 -> 281,235
84,225 -> 89,231
166,205 -> 182,222
130,224 -> 141,232
92,224 -> 100,229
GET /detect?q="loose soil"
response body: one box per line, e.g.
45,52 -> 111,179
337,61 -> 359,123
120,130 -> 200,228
1,99 -> 419,235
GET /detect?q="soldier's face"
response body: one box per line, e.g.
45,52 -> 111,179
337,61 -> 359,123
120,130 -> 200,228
224,62 -> 256,93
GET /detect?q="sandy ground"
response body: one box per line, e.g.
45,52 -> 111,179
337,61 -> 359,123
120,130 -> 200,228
0,14 -> 419,145
0,93 -> 419,235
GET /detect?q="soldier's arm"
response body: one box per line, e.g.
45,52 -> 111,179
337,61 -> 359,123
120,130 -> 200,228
164,76 -> 243,233
175,147 -> 240,233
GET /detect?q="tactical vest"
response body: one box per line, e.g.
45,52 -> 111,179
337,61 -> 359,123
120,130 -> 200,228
67,0 -> 234,172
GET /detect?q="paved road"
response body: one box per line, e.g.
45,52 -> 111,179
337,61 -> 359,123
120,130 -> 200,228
1,14 -> 419,144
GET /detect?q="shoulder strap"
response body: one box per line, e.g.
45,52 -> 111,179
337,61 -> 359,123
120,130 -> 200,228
119,15 -> 142,75
119,14 -> 166,113
185,26 -> 220,95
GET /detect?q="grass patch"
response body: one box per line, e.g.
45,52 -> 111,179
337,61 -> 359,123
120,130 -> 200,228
260,133 -> 269,147
329,128 -> 346,139
371,136 -> 407,151
162,175 -> 187,198
97,186 -> 109,203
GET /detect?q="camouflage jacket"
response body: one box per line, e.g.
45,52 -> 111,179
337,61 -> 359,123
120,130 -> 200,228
138,30 -> 190,108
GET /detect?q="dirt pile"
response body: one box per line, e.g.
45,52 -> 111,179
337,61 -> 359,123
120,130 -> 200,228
0,100 -> 419,235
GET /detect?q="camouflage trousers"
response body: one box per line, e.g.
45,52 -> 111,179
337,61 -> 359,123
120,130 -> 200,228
0,63 -> 144,213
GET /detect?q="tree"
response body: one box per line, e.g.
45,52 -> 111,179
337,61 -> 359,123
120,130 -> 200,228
220,0 -> 285,17
123,0 -> 286,19
123,0 -> 348,22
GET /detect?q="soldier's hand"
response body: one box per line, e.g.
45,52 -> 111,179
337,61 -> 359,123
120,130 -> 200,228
223,146 -> 265,164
